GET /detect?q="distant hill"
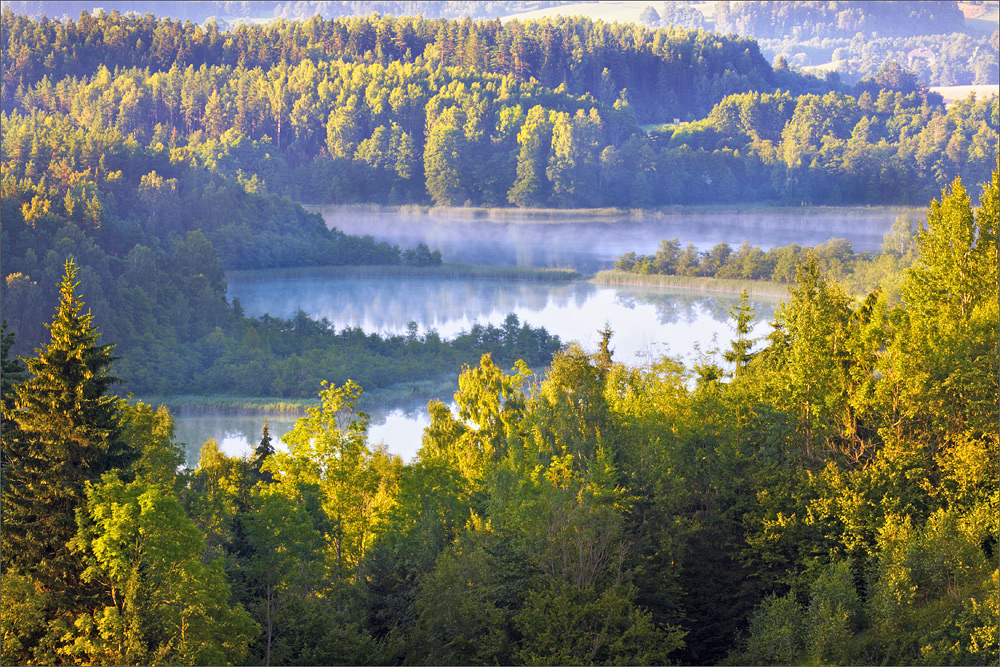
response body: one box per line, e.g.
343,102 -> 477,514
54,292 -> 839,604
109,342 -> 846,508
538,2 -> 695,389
2,1 -> 575,23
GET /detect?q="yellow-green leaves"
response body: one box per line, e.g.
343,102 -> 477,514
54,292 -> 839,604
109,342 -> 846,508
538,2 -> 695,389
272,380 -> 401,579
67,473 -> 258,665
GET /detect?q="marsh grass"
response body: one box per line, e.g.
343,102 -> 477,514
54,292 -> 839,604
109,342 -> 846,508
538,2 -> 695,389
592,271 -> 790,297
227,263 -> 581,282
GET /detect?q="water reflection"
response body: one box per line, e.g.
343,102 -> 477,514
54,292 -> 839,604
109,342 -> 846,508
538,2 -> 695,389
200,278 -> 781,463
228,275 -> 778,353
311,206 -> 911,272
171,400 -> 438,468
188,207 -> 892,464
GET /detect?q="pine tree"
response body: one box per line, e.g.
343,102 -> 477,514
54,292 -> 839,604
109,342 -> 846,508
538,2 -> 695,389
250,419 -> 276,483
1,260 -> 135,591
724,289 -> 758,373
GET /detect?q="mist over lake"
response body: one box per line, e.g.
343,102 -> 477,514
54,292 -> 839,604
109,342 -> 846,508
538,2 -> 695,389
182,208 -> 912,462
310,206 -> 915,272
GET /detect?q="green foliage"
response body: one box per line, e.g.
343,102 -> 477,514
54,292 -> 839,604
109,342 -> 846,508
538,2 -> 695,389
236,485 -> 326,665
272,380 -> 402,579
805,560 -> 861,664
65,472 -> 258,665
1,12 -> 998,664
739,592 -> 805,665
405,528 -> 526,665
120,400 -> 185,488
515,577 -> 684,666
1,260 -> 135,607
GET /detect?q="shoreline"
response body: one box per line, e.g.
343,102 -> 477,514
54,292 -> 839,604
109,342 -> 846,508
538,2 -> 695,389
130,375 -> 462,416
227,263 -> 581,282
304,202 -> 921,223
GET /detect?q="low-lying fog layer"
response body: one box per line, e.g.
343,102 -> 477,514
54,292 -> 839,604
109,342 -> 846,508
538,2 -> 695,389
311,206 -> 914,272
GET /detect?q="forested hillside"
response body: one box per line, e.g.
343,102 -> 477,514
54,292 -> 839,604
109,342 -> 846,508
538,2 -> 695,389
1,5 -> 997,665
3,9 -> 995,210
697,1 -> 999,87
3,169 -> 997,666
2,8 -> 997,395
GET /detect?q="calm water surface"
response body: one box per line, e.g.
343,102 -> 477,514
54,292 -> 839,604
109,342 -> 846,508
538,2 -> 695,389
312,206 -> 912,272
176,208 -> 907,463
172,400 -> 433,468
177,278 -> 780,463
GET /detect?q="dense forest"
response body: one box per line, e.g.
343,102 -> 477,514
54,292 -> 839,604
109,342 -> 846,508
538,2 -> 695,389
8,1 -> 997,87
1,4 -> 998,666
714,1 -> 968,40
2,7 -> 997,395
3,169 -> 997,665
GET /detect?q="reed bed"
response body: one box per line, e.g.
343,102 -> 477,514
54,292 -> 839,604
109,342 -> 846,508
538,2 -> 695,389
129,395 -> 318,415
592,271 -> 790,297
227,263 -> 581,282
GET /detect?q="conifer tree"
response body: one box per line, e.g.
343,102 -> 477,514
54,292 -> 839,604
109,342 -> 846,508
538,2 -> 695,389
1,260 -> 135,590
250,419 -> 276,483
724,289 -> 758,373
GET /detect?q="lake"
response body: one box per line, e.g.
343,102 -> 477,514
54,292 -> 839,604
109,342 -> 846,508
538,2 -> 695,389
172,206 -> 911,464
177,277 -> 778,464
311,205 -> 913,272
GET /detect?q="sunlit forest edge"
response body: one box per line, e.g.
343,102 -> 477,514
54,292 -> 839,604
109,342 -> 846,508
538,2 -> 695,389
1,5 -> 998,666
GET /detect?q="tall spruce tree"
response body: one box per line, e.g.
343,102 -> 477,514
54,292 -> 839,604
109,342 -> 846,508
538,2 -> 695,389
250,419 -> 276,484
1,260 -> 135,591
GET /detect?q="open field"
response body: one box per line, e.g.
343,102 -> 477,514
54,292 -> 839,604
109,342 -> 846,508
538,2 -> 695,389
958,0 -> 1000,35
930,84 -> 1000,106
500,1 -> 654,24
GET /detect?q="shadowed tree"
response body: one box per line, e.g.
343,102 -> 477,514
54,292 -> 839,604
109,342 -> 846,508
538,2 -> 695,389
1,260 -> 137,663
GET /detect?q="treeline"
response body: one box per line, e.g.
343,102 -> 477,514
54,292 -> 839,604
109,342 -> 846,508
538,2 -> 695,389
271,1 -> 570,21
764,30 -> 999,86
3,170 -> 996,666
133,308 -> 560,396
0,101 -> 554,396
2,9 -> 804,121
612,210 -> 928,289
835,31 -> 999,87
7,36 -> 997,210
615,237 -> 874,283
708,1 -> 997,88
714,1 -> 967,40
2,1 -> 572,24
663,82 -> 997,205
